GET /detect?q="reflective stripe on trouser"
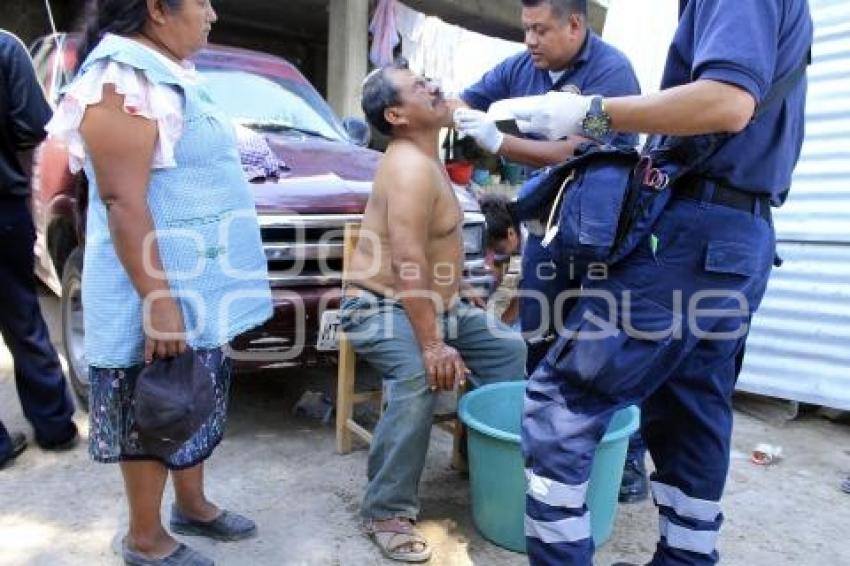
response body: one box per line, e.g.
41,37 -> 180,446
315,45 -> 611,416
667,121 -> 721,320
527,469 -> 589,508
525,513 -> 591,544
659,516 -> 720,556
652,481 -> 721,522
652,481 -> 723,557
522,198 -> 775,566
525,469 -> 592,550
523,386 -> 613,566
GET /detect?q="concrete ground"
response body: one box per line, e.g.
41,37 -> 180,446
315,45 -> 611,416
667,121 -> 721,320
1,291 -> 850,566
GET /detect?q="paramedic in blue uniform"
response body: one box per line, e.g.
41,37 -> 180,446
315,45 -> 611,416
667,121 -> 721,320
452,0 -> 649,503
504,0 -> 813,564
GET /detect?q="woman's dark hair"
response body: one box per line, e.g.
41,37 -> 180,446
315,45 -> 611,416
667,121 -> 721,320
479,193 -> 520,247
76,0 -> 183,69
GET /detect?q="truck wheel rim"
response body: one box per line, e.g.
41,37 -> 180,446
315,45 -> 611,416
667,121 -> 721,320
63,277 -> 87,388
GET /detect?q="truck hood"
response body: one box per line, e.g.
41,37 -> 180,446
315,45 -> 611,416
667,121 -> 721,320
249,134 -> 481,215
250,135 -> 378,215
267,135 -> 380,182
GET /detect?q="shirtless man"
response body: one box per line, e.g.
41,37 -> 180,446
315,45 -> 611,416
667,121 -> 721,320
339,61 -> 527,563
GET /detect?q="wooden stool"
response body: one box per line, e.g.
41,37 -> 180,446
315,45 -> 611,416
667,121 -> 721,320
335,223 -> 466,471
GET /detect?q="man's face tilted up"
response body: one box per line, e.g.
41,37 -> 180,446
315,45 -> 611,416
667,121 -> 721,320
383,68 -> 453,135
522,2 -> 586,71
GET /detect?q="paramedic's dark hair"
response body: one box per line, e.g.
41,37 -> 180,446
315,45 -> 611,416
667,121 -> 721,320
77,0 -> 184,69
361,58 -> 410,137
480,193 -> 520,247
521,0 -> 587,19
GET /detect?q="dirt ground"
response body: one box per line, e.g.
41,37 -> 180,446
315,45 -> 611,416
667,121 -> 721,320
1,292 -> 850,566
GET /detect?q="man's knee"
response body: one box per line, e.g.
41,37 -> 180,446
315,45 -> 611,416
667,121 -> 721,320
477,333 -> 527,381
383,372 -> 433,408
502,336 -> 528,377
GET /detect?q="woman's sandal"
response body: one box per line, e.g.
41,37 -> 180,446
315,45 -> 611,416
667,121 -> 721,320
362,517 -> 432,563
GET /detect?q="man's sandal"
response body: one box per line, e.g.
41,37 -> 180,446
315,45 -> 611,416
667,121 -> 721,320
362,518 -> 432,563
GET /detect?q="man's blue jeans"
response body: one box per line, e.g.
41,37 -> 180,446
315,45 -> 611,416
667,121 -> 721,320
339,291 -> 527,520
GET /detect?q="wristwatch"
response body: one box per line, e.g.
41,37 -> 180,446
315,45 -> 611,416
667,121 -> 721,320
581,95 -> 613,141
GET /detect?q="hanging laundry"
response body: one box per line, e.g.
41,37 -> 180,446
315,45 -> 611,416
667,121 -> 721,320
394,3 -> 524,98
369,0 -> 400,67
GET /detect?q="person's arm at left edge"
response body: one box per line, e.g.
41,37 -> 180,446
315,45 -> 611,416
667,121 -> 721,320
2,32 -> 52,150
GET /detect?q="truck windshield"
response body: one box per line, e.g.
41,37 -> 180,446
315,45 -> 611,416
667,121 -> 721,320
199,69 -> 348,142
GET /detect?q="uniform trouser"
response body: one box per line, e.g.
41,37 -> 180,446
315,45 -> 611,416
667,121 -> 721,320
520,234 -> 646,466
519,233 -> 584,375
339,292 -> 527,520
0,197 -> 76,459
522,195 -> 775,566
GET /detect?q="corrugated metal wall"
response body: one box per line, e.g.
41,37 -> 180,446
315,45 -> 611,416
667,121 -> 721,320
739,244 -> 850,409
737,0 -> 850,409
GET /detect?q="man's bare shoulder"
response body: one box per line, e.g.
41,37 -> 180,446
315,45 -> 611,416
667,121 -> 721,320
381,142 -> 436,175
375,141 -> 439,198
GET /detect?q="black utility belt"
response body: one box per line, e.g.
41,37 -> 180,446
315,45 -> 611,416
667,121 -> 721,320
674,176 -> 771,222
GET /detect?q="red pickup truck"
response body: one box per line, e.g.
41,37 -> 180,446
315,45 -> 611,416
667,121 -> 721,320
26,34 -> 491,405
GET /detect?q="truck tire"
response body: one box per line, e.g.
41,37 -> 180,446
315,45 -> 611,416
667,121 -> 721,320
60,247 -> 88,409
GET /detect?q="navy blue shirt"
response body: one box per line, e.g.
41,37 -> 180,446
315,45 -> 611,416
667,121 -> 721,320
0,30 -> 52,197
462,32 -> 641,148
665,0 -> 813,202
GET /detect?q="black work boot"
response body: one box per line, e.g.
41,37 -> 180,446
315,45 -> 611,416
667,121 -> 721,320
618,456 -> 649,504
36,422 -> 79,451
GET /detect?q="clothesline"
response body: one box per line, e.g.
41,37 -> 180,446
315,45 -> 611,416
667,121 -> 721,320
370,0 -> 526,98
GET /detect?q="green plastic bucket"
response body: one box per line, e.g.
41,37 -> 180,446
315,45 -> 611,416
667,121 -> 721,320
458,381 -> 639,553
